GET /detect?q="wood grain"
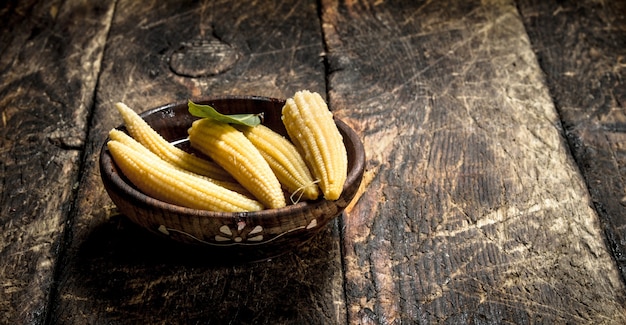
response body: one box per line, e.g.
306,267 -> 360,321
322,0 -> 626,323
48,0 -> 345,324
0,1 -> 113,323
518,0 -> 626,282
3,0 -> 626,324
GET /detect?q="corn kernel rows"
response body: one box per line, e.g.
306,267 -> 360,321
282,90 -> 347,200
107,138 -> 264,212
188,118 -> 287,209
108,90 -> 347,212
115,102 -> 234,182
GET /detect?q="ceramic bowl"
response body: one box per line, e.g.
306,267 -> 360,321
99,96 -> 365,261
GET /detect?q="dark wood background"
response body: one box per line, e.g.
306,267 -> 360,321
1,0 -> 625,324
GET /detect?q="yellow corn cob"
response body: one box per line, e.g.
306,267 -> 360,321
237,124 -> 319,202
188,118 -> 286,209
281,90 -> 347,200
107,139 -> 264,212
114,102 -> 234,182
108,129 -> 251,196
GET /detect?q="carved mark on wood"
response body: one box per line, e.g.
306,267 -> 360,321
169,37 -> 239,77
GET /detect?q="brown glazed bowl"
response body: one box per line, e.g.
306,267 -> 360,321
99,96 -> 365,262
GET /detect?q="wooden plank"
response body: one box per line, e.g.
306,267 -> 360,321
48,0 -> 346,324
322,0 -> 626,323
517,0 -> 626,282
0,1 -> 114,324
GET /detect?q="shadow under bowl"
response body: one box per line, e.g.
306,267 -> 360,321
99,96 -> 365,262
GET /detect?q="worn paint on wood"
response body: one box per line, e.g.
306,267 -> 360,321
322,0 -> 626,323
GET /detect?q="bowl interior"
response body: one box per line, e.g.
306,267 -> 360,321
142,96 -> 290,145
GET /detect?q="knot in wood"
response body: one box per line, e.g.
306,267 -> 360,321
169,37 -> 238,78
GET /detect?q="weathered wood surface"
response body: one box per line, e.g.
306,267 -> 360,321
1,0 -> 626,324
0,1 -> 113,324
518,0 -> 626,282
47,0 -> 346,324
322,0 -> 626,323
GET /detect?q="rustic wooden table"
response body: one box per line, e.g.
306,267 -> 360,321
2,0 -> 626,324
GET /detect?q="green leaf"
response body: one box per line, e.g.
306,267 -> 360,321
187,100 -> 262,127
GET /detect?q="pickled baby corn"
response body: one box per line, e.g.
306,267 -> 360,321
188,118 -> 287,209
108,129 -> 250,196
107,140 -> 264,212
115,102 -> 234,182
282,90 -> 347,200
238,124 -> 320,202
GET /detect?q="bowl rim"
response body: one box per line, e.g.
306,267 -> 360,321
100,95 -> 365,220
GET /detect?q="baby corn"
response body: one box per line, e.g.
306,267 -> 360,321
188,118 -> 287,209
108,129 -> 250,196
115,102 -> 234,182
107,140 -> 264,212
238,124 -> 320,202
281,90 -> 347,200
